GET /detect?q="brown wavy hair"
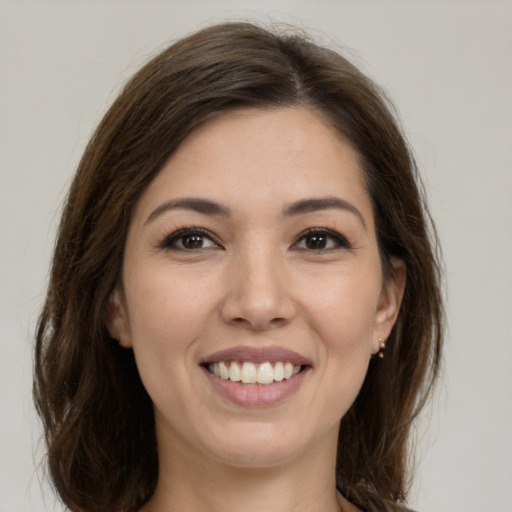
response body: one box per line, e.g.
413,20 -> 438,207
34,22 -> 443,512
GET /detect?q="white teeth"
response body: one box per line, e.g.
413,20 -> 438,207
241,362 -> 257,384
219,361 -> 229,380
257,362 -> 274,385
273,361 -> 285,381
228,362 -> 241,382
208,361 -> 302,384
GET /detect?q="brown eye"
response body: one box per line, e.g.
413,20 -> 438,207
161,228 -> 220,251
182,234 -> 206,249
295,229 -> 350,251
304,234 -> 329,250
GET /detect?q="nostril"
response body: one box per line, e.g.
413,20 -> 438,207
229,317 -> 252,328
220,287 -> 296,330
229,316 -> 289,330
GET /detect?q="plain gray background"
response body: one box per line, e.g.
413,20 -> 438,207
1,1 -> 511,511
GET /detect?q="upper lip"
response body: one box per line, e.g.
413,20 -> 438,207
200,345 -> 312,366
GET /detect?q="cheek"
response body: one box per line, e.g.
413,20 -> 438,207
123,269 -> 219,414
302,272 -> 381,349
124,268 -> 218,359
139,262 -> 206,311
299,271 -> 381,409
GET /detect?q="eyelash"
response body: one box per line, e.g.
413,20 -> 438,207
294,228 -> 351,252
159,227 -> 351,252
159,227 -> 221,251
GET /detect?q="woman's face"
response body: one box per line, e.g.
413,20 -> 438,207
108,107 -> 404,469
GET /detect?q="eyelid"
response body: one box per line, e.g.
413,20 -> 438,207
159,226 -> 222,250
293,228 -> 352,251
158,226 -> 350,252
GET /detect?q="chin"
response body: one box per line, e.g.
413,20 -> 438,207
200,419 -> 335,470
209,438 -> 304,469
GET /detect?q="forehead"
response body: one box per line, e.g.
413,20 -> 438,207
133,106 -> 373,223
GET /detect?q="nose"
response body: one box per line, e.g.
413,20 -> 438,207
220,245 -> 296,331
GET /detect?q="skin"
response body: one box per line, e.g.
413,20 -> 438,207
107,106 -> 405,512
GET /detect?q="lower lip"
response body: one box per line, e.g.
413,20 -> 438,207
202,367 -> 309,407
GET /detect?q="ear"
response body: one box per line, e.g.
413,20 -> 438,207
105,286 -> 132,348
371,258 -> 406,354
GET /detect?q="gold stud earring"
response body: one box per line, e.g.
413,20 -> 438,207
378,337 -> 386,358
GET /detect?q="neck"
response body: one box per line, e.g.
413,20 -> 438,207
141,426 -> 345,512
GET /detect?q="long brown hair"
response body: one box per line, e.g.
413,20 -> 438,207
34,22 -> 443,512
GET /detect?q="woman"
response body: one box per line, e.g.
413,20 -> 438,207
34,22 -> 443,512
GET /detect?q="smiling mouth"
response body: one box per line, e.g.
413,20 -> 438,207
205,361 -> 305,385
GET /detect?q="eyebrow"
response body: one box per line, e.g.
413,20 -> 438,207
145,197 -> 231,224
284,197 -> 367,230
145,195 -> 366,230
